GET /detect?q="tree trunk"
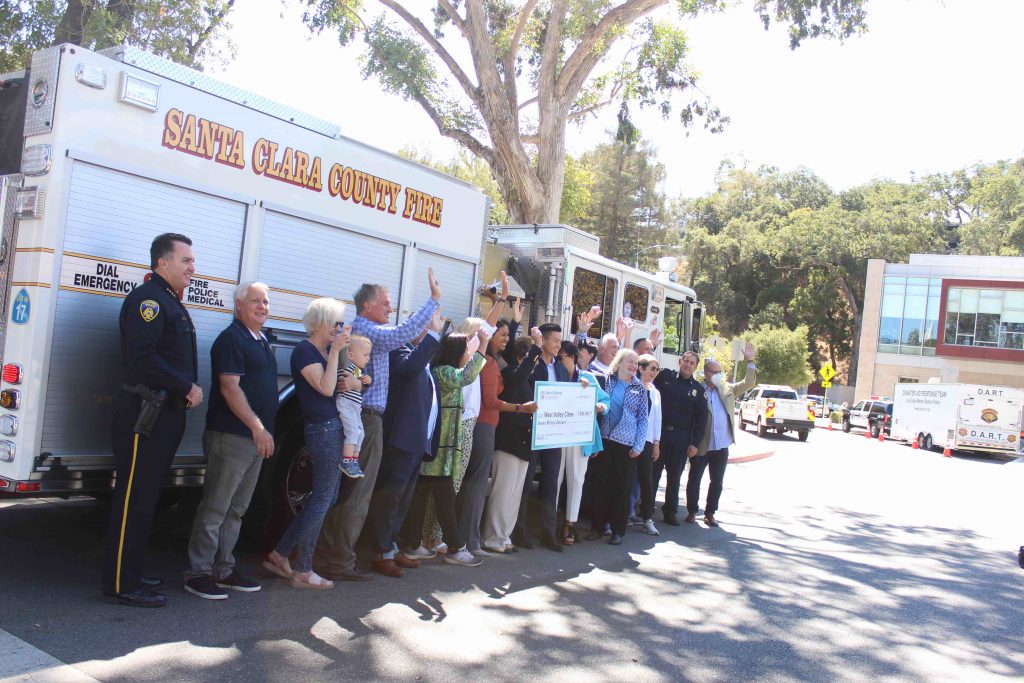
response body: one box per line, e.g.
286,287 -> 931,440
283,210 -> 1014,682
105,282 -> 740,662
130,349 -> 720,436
55,0 -> 91,45
834,273 -> 861,386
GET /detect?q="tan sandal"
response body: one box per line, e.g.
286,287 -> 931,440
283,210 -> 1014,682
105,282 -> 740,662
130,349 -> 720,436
262,552 -> 293,579
561,522 -> 576,545
290,571 -> 334,590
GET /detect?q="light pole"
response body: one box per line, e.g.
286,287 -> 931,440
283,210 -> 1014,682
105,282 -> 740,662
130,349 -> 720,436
634,243 -> 681,270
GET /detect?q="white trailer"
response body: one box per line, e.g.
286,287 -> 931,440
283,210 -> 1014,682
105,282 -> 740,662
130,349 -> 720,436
890,383 -> 1024,455
0,44 -> 489,519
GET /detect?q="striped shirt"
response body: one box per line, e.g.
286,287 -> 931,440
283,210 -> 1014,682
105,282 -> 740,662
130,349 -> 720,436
337,362 -> 364,406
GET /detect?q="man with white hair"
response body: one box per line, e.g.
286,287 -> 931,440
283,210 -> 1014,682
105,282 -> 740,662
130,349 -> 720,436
184,282 -> 277,600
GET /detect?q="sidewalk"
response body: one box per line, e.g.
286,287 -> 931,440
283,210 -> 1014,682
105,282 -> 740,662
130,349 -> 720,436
0,629 -> 96,683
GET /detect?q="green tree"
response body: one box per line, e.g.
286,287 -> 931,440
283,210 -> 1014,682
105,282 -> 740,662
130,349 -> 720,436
744,324 -> 814,387
300,0 -> 869,223
576,136 -> 675,269
0,0 -> 237,73
943,160 -> 1024,256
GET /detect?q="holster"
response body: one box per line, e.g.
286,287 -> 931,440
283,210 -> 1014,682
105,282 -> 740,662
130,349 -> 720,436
122,384 -> 168,437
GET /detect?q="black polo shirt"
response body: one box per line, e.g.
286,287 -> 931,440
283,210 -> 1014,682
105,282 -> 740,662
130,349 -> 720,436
206,318 -> 279,437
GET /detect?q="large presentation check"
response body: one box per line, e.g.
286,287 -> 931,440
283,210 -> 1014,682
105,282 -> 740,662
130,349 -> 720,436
531,381 -> 597,450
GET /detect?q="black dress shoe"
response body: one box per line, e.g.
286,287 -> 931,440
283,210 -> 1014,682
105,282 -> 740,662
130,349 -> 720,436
140,576 -> 164,588
663,516 -> 680,527
511,530 -> 535,550
103,589 -> 167,608
608,533 -> 623,545
540,536 -> 564,553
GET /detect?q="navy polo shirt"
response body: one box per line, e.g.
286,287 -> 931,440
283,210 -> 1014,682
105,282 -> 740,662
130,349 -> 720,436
206,318 -> 279,437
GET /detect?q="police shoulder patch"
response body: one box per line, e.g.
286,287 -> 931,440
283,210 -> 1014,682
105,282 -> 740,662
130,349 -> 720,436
139,300 -> 160,322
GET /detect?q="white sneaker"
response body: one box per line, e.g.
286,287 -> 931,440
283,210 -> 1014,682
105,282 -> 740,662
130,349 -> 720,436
642,519 -> 660,536
402,545 -> 437,561
470,548 -> 492,558
443,549 -> 483,567
428,541 -> 448,555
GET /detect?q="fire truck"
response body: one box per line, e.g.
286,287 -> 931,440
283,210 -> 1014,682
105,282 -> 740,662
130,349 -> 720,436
0,44 -> 703,532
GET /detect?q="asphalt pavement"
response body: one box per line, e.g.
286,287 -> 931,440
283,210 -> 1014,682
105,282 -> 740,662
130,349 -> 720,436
1,426 -> 1022,682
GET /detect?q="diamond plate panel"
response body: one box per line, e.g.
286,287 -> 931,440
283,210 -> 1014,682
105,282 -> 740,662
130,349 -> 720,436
24,46 -> 63,137
99,46 -> 342,138
0,174 -> 24,361
492,224 -> 600,259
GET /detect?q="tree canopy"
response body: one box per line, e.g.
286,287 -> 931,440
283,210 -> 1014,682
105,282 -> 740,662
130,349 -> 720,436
0,0 -> 237,73
298,0 -> 870,223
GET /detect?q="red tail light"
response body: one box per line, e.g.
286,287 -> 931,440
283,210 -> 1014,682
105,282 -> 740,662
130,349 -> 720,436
2,363 -> 23,384
15,482 -> 40,492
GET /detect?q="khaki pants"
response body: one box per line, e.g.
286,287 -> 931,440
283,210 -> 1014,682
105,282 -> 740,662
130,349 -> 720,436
481,449 -> 529,549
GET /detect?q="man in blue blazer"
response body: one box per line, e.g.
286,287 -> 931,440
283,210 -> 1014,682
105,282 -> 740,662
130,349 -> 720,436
366,310 -> 443,577
513,323 -> 571,552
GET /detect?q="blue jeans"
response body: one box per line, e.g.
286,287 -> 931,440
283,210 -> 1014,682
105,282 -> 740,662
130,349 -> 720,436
274,418 -> 343,573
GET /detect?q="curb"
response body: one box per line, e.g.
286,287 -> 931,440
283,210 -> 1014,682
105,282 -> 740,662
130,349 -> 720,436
728,450 -> 775,464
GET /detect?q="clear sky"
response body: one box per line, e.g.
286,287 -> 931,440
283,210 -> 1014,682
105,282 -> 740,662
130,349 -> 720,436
210,0 -> 1024,199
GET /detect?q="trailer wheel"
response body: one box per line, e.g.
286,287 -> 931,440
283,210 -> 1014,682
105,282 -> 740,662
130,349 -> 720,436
923,434 -> 933,452
917,433 -> 927,450
841,419 -> 851,433
798,430 -> 809,442
756,418 -> 767,438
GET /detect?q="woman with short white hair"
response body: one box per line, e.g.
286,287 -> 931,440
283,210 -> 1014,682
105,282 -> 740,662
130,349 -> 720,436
587,348 -> 648,545
264,297 -> 350,589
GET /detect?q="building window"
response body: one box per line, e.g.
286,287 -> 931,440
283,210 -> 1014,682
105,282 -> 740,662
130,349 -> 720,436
623,283 -> 649,323
878,276 -> 944,356
943,286 -> 1024,350
897,376 -> 919,384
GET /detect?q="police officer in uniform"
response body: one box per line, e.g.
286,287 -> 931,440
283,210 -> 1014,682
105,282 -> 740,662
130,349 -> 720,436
652,351 -> 706,526
102,233 -> 203,607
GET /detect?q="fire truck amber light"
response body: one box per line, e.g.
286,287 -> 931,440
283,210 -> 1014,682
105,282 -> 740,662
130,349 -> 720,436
0,390 -> 21,410
0,441 -> 15,463
21,144 -> 52,176
2,363 -> 23,384
0,415 -> 18,436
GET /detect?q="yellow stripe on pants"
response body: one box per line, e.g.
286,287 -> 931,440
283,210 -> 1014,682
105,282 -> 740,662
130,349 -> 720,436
114,433 -> 141,594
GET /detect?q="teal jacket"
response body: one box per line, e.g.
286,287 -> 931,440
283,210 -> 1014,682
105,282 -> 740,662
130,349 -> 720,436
579,370 -> 610,457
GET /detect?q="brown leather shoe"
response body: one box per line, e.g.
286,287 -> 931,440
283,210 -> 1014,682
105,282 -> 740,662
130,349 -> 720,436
371,559 -> 403,578
394,554 -> 420,569
703,515 -> 719,527
684,513 -> 696,524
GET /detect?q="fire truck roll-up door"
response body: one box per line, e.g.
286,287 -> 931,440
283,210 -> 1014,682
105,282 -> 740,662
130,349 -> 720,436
414,250 -> 476,325
43,161 -> 247,460
257,210 -> 405,330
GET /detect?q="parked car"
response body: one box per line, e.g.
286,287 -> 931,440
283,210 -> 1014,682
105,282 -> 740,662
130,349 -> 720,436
842,397 -> 893,437
807,395 -> 827,418
738,385 -> 815,441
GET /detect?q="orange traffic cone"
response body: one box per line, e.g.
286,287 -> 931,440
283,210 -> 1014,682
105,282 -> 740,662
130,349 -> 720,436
864,429 -> 871,439
911,439 -> 919,450
828,421 -> 833,431
878,431 -> 885,443
943,444 -> 952,458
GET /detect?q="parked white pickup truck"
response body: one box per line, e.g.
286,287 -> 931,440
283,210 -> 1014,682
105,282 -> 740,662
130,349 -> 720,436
739,385 -> 815,441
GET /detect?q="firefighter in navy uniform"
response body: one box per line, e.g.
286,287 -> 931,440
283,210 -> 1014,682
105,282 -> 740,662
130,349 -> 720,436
102,233 -> 203,607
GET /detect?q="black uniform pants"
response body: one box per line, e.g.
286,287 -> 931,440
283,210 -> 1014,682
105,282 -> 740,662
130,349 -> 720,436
590,441 -> 635,536
653,429 -> 689,519
103,393 -> 185,595
515,448 -> 561,540
404,475 -> 462,551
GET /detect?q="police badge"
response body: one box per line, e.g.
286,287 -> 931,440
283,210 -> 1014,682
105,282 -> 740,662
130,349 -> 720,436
140,300 -> 160,322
